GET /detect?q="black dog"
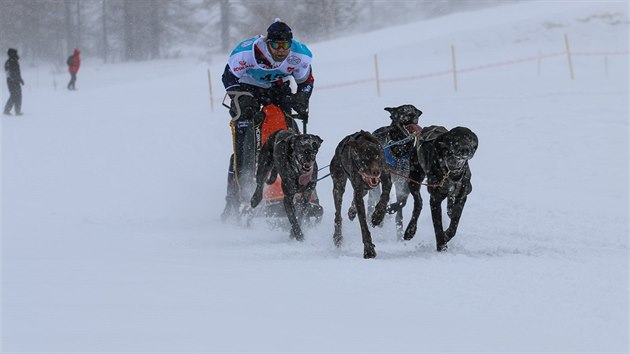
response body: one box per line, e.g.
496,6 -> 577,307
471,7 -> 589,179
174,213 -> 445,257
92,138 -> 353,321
330,131 -> 392,259
251,129 -> 323,241
368,105 -> 423,239
404,125 -> 478,251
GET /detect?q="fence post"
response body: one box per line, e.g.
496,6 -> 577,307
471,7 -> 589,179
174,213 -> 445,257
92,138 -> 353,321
374,54 -> 381,97
564,33 -> 575,80
451,45 -> 458,92
207,69 -> 215,111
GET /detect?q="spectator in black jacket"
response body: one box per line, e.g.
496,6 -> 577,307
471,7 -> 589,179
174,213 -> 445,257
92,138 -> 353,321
3,48 -> 24,116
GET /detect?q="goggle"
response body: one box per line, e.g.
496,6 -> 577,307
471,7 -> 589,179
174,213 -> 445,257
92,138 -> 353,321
268,40 -> 292,50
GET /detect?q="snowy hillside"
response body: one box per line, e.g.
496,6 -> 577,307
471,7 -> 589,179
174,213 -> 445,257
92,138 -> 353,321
2,1 -> 628,352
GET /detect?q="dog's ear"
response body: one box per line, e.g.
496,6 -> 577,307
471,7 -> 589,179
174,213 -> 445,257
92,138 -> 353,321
312,135 -> 323,149
384,107 -> 398,121
411,106 -> 423,119
286,134 -> 300,154
470,131 -> 479,152
287,134 -> 299,145
349,145 -> 361,163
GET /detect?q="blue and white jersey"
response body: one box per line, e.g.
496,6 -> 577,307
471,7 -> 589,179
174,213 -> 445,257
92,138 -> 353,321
226,36 -> 313,89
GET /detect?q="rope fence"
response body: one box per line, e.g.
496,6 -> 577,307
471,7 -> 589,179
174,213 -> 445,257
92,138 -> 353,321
208,34 -> 628,110
317,34 -> 628,94
319,49 -> 628,92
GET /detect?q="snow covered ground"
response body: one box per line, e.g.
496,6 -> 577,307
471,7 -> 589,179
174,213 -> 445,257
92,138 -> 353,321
2,1 -> 628,352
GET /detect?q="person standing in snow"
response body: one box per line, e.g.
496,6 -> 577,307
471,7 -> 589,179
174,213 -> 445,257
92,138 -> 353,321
220,19 -> 315,220
3,48 -> 24,116
67,48 -> 80,90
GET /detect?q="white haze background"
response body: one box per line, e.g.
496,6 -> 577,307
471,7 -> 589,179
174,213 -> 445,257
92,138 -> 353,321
2,1 -> 628,353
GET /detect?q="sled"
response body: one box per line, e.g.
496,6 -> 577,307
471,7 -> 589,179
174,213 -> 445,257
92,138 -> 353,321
222,92 -> 323,224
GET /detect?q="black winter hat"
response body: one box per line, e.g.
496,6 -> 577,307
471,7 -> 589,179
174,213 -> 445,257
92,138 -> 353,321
267,20 -> 292,42
7,48 -> 18,57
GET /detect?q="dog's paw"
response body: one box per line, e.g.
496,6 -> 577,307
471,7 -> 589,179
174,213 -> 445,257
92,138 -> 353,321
347,206 -> 357,221
363,243 -> 376,259
437,243 -> 448,252
333,232 -> 343,248
291,227 -> 304,242
371,208 -> 385,226
250,189 -> 263,208
403,224 -> 417,240
386,202 -> 402,214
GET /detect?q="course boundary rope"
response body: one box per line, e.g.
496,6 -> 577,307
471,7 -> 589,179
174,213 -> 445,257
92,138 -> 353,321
317,49 -> 628,91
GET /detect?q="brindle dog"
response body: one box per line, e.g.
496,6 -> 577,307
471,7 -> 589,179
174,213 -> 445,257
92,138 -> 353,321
251,129 -> 323,241
368,105 -> 423,239
330,131 -> 392,259
404,126 -> 478,251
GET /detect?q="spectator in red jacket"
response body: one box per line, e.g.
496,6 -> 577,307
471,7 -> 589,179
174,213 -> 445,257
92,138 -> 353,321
67,48 -> 80,90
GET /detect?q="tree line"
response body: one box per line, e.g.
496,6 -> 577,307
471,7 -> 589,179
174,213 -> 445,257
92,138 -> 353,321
0,0 -> 516,65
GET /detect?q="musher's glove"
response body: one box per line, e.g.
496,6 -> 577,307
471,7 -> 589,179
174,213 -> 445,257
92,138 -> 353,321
291,91 -> 309,122
269,84 -> 290,101
229,93 -> 259,121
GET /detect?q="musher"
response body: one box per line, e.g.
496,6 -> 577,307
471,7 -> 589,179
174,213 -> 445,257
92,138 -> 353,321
221,19 -> 315,220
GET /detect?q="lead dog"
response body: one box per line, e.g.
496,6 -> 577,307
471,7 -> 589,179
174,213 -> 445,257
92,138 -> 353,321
330,131 -> 392,258
251,129 -> 323,241
404,125 -> 478,251
368,105 -> 423,239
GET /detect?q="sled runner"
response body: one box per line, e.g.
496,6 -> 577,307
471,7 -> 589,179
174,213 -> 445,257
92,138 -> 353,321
222,92 -> 323,223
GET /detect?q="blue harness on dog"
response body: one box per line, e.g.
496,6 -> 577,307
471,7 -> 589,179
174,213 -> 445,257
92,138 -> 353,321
383,139 -> 412,176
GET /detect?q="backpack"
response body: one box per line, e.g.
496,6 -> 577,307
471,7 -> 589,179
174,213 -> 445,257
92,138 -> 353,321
67,55 -> 74,67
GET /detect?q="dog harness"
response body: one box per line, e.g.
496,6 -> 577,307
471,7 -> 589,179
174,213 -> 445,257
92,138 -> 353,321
383,145 -> 411,175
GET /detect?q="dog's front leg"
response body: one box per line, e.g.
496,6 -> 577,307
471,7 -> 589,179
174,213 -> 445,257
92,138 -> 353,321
331,167 -> 347,247
371,172 -> 391,227
353,191 -> 376,259
445,196 -> 467,243
297,182 -> 315,225
404,181 -> 422,241
250,152 -> 274,209
299,181 -> 315,208
283,192 -> 304,241
393,179 -> 409,239
429,193 -> 448,251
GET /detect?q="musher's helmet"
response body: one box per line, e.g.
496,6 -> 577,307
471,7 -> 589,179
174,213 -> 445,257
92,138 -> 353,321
266,20 -> 293,42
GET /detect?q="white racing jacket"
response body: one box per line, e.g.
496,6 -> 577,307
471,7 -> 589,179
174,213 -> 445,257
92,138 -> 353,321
226,36 -> 313,89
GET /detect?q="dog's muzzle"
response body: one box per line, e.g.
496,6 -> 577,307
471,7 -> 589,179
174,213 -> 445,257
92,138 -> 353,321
301,160 -> 314,173
359,169 -> 381,188
445,155 -> 470,171
298,161 -> 315,186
